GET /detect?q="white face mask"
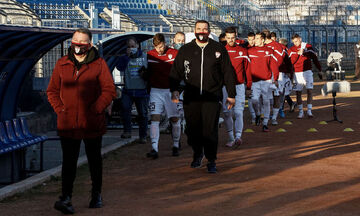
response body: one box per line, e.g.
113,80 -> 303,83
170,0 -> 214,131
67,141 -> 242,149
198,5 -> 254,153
129,48 -> 138,55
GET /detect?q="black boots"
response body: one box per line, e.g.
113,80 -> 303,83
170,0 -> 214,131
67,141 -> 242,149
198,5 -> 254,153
54,196 -> 75,214
89,192 -> 103,208
54,192 -> 103,214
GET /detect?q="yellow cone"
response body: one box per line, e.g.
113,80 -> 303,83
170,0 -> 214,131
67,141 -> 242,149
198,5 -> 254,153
244,128 -> 254,133
276,128 -> 286,132
283,121 -> 292,125
319,121 -> 328,125
307,128 -> 318,132
344,128 -> 354,132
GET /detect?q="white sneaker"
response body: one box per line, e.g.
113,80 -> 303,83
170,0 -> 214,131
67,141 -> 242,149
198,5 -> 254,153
225,140 -> 234,147
307,111 -> 314,118
271,119 -> 278,125
297,111 -> 304,119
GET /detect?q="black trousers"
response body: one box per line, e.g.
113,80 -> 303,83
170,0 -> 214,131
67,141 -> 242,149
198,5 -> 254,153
60,136 -> 102,197
184,101 -> 221,162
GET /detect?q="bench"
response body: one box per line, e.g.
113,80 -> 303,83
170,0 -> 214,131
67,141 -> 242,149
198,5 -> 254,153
0,117 -> 48,184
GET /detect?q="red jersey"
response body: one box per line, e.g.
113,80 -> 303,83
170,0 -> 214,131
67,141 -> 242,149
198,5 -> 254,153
279,44 -> 293,75
147,47 -> 178,89
225,44 -> 252,88
247,46 -> 279,82
288,43 -> 322,73
266,40 -> 285,67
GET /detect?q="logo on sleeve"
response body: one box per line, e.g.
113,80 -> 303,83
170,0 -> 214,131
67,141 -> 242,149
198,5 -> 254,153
265,51 -> 269,55
215,52 -> 221,58
168,54 -> 173,59
238,51 -> 243,56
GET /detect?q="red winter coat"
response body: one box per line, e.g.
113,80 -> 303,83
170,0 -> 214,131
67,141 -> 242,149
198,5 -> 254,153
47,48 -> 116,139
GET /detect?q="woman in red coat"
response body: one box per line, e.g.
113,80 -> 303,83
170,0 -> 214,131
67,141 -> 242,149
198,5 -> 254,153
47,28 -> 116,214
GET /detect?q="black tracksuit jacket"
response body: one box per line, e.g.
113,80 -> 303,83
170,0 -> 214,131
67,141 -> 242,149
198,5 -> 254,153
169,39 -> 236,103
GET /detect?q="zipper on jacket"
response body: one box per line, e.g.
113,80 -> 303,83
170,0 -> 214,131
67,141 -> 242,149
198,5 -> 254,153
200,47 -> 204,95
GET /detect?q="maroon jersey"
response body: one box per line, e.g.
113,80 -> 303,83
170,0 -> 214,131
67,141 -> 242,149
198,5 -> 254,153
288,43 -> 321,73
266,40 -> 285,66
147,47 -> 178,89
247,46 -> 279,82
225,44 -> 252,88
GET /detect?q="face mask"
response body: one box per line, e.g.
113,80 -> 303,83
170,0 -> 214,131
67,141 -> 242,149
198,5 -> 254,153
195,32 -> 210,43
220,41 -> 227,46
174,43 -> 184,50
71,42 -> 90,56
129,48 -> 138,56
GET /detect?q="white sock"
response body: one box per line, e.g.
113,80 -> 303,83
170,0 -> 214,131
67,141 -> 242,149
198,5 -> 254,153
223,111 -> 234,142
298,104 -> 304,116
171,120 -> 181,148
150,121 -> 160,152
307,104 -> 312,111
272,108 -> 279,120
298,104 -> 303,111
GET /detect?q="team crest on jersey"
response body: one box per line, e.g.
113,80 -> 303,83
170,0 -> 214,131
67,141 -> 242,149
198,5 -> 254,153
215,52 -> 221,58
265,51 -> 269,55
238,51 -> 243,56
168,54 -> 173,59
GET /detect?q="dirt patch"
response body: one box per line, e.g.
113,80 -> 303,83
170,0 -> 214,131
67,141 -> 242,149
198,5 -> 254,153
1,78 -> 360,216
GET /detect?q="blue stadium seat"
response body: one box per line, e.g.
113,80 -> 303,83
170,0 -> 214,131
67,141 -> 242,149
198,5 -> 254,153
154,9 -> 159,15
145,4 -> 149,9
5,120 -> 33,146
153,4 -> 157,9
13,118 -> 42,143
19,117 -> 47,141
0,122 -> 21,149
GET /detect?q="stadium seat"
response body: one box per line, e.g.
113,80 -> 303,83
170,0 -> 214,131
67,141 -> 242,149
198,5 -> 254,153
5,120 -> 33,146
0,122 -> 21,149
13,118 -> 42,143
19,117 -> 47,141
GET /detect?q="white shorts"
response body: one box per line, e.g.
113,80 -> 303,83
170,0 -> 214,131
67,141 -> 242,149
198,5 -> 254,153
278,72 -> 293,96
222,84 -> 245,112
293,70 -> 313,91
149,88 -> 180,118
251,80 -> 273,100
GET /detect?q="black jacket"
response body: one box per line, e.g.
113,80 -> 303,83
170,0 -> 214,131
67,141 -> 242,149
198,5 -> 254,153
170,39 -> 236,103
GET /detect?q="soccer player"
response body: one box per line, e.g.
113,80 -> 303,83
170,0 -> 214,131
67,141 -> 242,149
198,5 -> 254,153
223,27 -> 252,148
289,34 -> 322,118
278,38 -> 295,117
146,33 -> 181,159
246,32 -> 256,124
263,30 -> 285,125
247,32 -> 279,132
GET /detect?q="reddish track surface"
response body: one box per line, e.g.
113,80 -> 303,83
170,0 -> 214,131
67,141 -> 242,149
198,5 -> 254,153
1,79 -> 360,216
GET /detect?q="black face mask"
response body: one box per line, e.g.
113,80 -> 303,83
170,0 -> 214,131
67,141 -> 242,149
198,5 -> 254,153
220,41 -> 227,46
195,32 -> 210,43
71,42 -> 91,56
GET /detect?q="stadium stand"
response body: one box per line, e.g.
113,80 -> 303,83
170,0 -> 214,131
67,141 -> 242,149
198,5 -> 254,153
0,0 -> 40,26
